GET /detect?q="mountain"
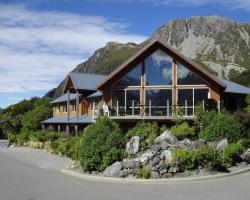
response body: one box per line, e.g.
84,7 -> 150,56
53,16 -> 250,97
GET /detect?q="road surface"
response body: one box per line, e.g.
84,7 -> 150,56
0,145 -> 250,200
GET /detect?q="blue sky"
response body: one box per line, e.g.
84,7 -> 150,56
0,0 -> 250,108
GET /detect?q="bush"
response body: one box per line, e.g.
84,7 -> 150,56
237,139 -> 250,149
170,122 -> 196,140
16,131 -> 30,145
58,137 -> 80,160
138,165 -> 151,179
101,147 -> 124,170
223,143 -> 245,165
125,121 -> 159,150
79,116 -> 124,172
173,146 -> 223,171
28,131 -> 59,143
8,133 -> 17,144
200,112 -> 245,143
234,111 -> 250,139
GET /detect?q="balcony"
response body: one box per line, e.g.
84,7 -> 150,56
92,100 -> 200,121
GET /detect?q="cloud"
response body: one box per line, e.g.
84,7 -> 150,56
90,0 -> 250,11
0,3 -> 147,98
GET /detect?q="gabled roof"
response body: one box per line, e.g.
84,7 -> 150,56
97,39 -> 226,90
50,93 -> 81,104
64,72 -> 107,92
218,77 -> 250,94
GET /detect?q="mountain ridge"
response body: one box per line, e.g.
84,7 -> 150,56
52,15 -> 250,98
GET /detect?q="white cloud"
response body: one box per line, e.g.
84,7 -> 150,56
93,0 -> 250,11
0,4 -> 147,96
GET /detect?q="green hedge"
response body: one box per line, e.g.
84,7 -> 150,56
79,116 -> 125,172
200,112 -> 245,143
170,122 -> 196,140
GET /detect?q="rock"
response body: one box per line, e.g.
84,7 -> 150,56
139,150 -> 154,165
122,159 -> 135,169
168,166 -> 180,173
102,162 -> 122,177
149,155 -> 161,167
241,148 -> 250,163
178,139 -> 193,150
160,149 -> 172,160
162,173 -> 173,178
150,171 -> 160,179
164,150 -> 173,166
192,139 -> 205,149
154,130 -> 178,145
150,144 -> 162,152
159,168 -> 168,175
119,169 -> 133,177
216,139 -> 228,150
126,136 -> 140,155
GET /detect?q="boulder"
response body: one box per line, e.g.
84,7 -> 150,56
119,169 -> 133,177
160,149 -> 172,160
192,139 -> 205,149
149,155 -> 161,167
102,162 -> 122,177
178,139 -> 193,150
122,159 -> 135,169
150,171 -> 160,179
126,136 -> 140,155
240,148 -> 250,163
216,139 -> 228,150
154,130 -> 178,145
139,149 -> 155,166
162,173 -> 173,178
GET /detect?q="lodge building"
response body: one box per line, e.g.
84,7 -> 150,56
42,40 -> 250,134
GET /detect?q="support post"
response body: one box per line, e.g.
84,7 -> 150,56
57,124 -> 60,132
93,101 -> 95,118
42,124 -> 45,131
149,100 -> 151,116
185,100 -> 187,116
67,90 -> 70,121
75,125 -> 78,136
116,100 -> 119,116
76,91 -> 79,120
167,100 -> 169,117
66,125 -> 70,135
218,101 -> 221,113
132,100 -> 135,116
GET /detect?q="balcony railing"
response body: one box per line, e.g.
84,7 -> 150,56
92,100 -> 205,119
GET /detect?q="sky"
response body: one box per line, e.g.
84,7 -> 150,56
0,0 -> 250,108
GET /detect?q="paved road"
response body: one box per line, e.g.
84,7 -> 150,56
0,147 -> 250,200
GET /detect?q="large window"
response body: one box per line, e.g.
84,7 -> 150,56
194,89 -> 209,105
177,62 -> 206,85
126,90 -> 140,116
145,89 -> 172,116
114,64 -> 141,86
145,49 -> 172,85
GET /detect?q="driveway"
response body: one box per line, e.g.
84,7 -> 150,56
0,144 -> 250,200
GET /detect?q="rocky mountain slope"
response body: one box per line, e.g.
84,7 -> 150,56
53,16 -> 250,97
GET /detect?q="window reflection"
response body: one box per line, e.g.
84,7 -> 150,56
114,64 -> 141,86
145,50 -> 172,85
177,62 -> 206,85
145,89 -> 172,116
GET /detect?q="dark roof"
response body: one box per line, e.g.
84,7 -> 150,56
42,114 -> 93,124
97,39 -> 226,90
50,93 -> 81,104
87,91 -> 103,98
218,77 -> 250,94
69,72 -> 107,91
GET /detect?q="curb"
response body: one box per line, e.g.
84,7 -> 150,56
61,166 -> 250,184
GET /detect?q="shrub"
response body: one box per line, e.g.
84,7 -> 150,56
223,143 -> 245,165
58,137 -> 80,160
237,139 -> 250,149
125,121 -> 159,150
173,146 -> 223,171
234,111 -> 250,139
8,133 -> 17,144
172,148 -> 199,170
138,165 -> 151,179
200,112 -> 245,143
28,131 -> 59,143
79,116 -> 124,172
170,122 -> 196,140
101,147 -> 124,170
16,131 -> 30,145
